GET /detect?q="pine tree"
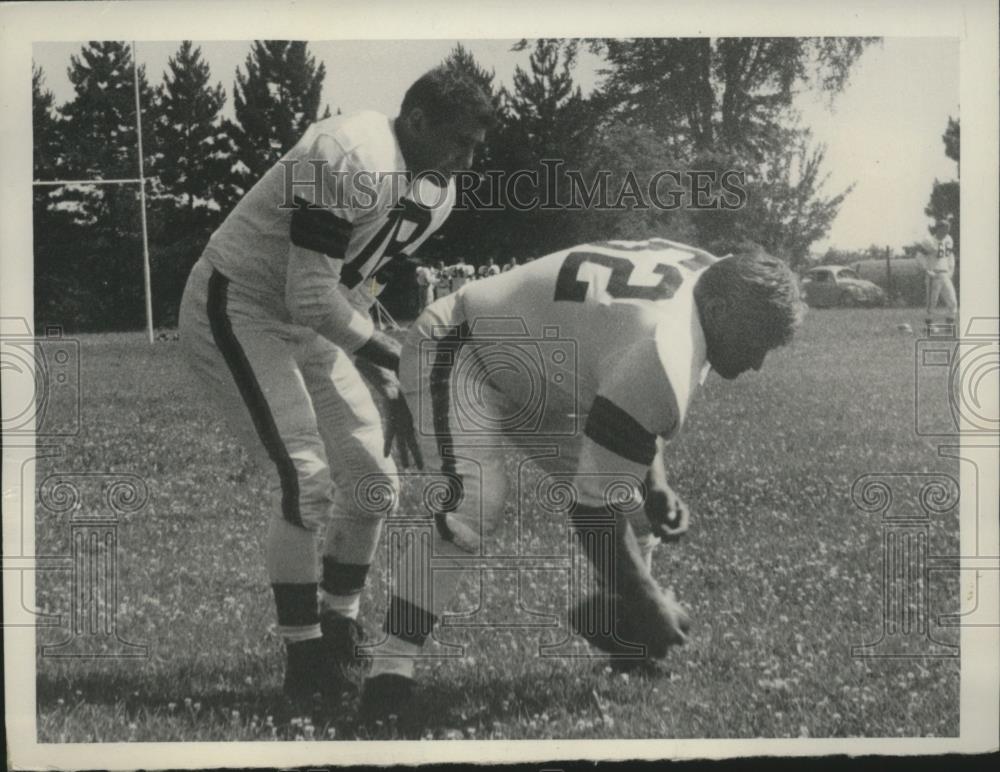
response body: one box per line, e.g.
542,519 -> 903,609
59,41 -> 155,226
151,41 -> 238,224
147,41 -> 240,326
506,39 -> 589,161
231,41 -> 328,182
33,64 -> 86,329
55,41 -> 156,330
425,44 -> 505,264
33,65 -> 62,181
495,40 -> 594,257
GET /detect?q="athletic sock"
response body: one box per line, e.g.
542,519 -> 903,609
369,635 -> 419,680
319,556 -> 370,621
367,594 -> 438,681
319,589 -> 360,620
272,583 -> 321,644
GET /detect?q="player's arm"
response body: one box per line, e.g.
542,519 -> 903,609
915,243 -> 936,276
574,388 -> 689,652
572,476 -> 690,655
644,436 -> 690,543
283,132 -> 381,353
283,131 -> 420,463
282,131 -> 402,373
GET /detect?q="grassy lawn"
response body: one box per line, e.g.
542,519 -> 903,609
34,307 -> 960,741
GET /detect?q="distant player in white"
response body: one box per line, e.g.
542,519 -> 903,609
414,262 -> 436,311
357,238 -> 804,723
920,220 -> 958,330
178,66 -> 493,702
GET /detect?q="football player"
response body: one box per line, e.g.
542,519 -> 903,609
920,220 -> 958,332
357,238 -> 804,726
178,65 -> 494,703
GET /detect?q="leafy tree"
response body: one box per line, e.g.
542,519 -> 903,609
942,116 -> 959,166
925,116 -> 959,254
587,37 -> 873,258
231,41 -> 330,182
692,134 -> 852,268
593,37 -> 874,160
564,122 -> 698,247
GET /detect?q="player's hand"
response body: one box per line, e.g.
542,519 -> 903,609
628,580 -> 690,656
355,330 -> 402,373
382,386 -> 423,470
643,471 -> 690,542
355,358 -> 423,469
572,582 -> 690,658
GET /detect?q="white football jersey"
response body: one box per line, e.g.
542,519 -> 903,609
204,111 -> 455,351
928,234 -> 955,273
457,238 -> 716,516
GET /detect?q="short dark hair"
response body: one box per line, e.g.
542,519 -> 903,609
401,65 -> 496,130
696,251 -> 805,347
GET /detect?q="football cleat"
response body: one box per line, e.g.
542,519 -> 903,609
320,611 -> 371,677
282,616 -> 370,705
357,673 -> 417,732
283,636 -> 350,705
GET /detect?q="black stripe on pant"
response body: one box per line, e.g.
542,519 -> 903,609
206,270 -> 304,528
428,321 -> 471,543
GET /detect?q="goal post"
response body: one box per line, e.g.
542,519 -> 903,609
31,41 -> 155,344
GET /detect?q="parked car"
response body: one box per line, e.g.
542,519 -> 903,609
801,265 -> 887,308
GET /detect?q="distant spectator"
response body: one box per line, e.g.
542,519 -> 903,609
415,261 -> 436,311
450,260 -> 469,292
502,257 -> 519,272
434,261 -> 450,299
482,257 -> 500,277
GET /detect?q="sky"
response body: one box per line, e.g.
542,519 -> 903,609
32,37 -> 959,253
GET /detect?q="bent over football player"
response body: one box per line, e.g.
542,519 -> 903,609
357,238 -> 804,724
178,66 -> 493,702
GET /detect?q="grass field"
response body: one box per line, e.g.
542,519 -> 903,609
33,307 -> 961,742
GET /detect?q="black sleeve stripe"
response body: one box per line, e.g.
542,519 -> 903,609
584,395 -> 657,466
289,196 -> 352,258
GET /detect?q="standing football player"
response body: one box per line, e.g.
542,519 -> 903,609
178,65 -> 494,703
356,238 -> 804,726
920,219 -> 958,333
